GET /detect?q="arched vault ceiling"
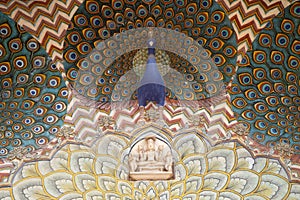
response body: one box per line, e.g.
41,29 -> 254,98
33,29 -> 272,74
0,0 -> 299,195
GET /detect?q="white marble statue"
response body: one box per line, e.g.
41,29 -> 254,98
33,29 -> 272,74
128,136 -> 174,180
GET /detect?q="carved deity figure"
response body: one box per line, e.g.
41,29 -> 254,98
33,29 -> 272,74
157,145 -> 164,162
128,136 -> 174,180
129,137 -> 173,175
165,151 -> 173,172
145,138 -> 156,162
129,154 -> 137,172
138,145 -> 145,161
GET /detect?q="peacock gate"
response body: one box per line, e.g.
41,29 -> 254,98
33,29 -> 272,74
0,0 -> 300,199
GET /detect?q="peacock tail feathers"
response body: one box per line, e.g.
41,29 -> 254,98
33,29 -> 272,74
0,12 -> 68,158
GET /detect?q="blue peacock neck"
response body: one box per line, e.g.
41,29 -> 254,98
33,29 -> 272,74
137,38 -> 166,106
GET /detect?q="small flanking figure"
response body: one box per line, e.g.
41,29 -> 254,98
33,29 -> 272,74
165,151 -> 173,172
129,153 -> 138,172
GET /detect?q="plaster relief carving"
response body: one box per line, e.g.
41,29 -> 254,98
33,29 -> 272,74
129,136 -> 174,180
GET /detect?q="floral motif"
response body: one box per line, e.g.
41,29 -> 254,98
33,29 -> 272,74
7,147 -> 30,160
232,123 -> 250,136
275,142 -> 295,158
189,115 -> 206,128
1,128 -> 299,199
97,115 -> 115,131
144,107 -> 161,122
55,126 -> 75,139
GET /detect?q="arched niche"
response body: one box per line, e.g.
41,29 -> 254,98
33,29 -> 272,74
126,125 -> 175,180
128,135 -> 174,181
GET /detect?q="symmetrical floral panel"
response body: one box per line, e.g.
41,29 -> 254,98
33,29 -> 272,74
0,0 -> 299,199
1,126 -> 300,199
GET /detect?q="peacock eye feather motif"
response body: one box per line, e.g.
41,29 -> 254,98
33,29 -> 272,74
64,0 -> 237,106
0,0 -> 300,198
0,11 -> 68,158
232,3 -> 300,153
